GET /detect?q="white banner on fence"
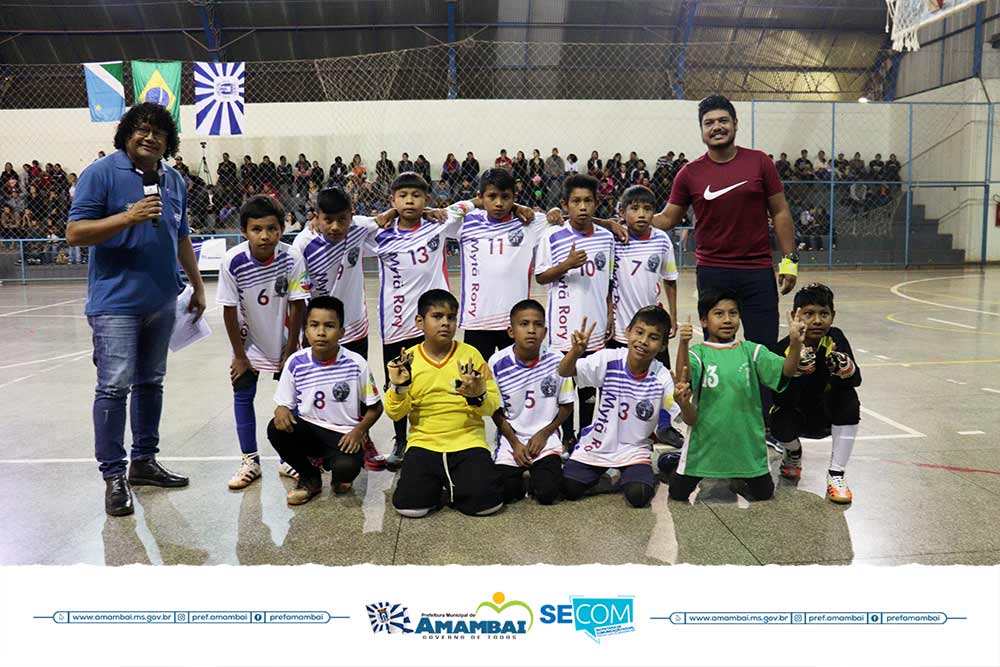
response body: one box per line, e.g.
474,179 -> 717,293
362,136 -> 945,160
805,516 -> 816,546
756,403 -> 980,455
2,565 -> 997,666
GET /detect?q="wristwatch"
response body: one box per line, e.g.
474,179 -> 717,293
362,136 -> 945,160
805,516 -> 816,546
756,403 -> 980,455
783,251 -> 800,264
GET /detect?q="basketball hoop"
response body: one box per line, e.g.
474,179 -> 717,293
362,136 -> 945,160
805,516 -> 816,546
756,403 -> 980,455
886,0 -> 985,51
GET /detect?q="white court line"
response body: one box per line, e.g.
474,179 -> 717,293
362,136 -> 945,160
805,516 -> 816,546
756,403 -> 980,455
957,430 -> 986,435
0,298 -> 84,318
0,349 -> 91,370
982,388 -> 1000,395
858,406 -> 925,437
0,352 -> 91,389
0,375 -> 34,390
927,317 -> 977,330
0,314 -> 87,319
945,379 -> 968,385
874,354 -> 891,360
644,487 -> 679,564
890,275 -> 999,317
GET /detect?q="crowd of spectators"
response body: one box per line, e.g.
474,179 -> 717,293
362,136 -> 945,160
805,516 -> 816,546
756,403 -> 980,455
1,146 -> 904,264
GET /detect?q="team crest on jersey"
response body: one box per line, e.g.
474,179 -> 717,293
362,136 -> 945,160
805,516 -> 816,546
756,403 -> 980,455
646,255 -> 660,272
508,228 -> 525,247
635,399 -> 655,421
593,251 -> 607,271
332,382 -> 351,402
540,375 -> 559,398
427,237 -> 440,251
347,247 -> 360,267
273,275 -> 288,296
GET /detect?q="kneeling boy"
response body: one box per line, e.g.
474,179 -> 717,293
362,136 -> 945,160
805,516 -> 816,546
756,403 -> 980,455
770,283 -> 861,504
489,299 -> 574,505
387,289 -> 504,517
558,306 -> 680,508
267,297 -> 383,505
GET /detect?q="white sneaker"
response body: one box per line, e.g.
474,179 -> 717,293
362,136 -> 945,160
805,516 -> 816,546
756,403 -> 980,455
826,473 -> 853,504
278,461 -> 299,480
227,454 -> 261,490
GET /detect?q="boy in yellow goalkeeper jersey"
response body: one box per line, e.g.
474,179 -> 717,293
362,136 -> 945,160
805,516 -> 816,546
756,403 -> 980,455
386,288 -> 504,518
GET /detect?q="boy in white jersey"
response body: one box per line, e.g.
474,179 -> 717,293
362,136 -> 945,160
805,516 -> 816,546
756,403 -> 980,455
489,299 -> 574,505
558,306 -> 681,508
217,195 -> 308,490
535,174 -> 615,445
292,187 -> 388,472
268,297 -> 384,505
368,172 -> 462,470
450,168 -> 626,361
609,185 -> 678,355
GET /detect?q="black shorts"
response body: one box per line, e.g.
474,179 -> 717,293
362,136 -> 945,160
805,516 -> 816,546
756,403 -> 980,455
392,446 -> 503,516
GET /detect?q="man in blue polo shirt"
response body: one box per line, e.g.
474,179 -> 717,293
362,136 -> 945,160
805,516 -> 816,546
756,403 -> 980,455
68,103 -> 207,517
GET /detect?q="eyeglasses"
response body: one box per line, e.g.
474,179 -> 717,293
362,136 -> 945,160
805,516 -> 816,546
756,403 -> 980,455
133,126 -> 168,141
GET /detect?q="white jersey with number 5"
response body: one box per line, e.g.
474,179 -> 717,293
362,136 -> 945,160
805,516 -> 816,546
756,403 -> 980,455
368,218 -> 461,344
292,216 -> 378,344
488,345 -> 575,467
534,222 -> 615,352
612,228 -> 678,343
448,201 -> 551,331
216,241 -> 308,372
570,348 -> 681,468
274,347 -> 382,434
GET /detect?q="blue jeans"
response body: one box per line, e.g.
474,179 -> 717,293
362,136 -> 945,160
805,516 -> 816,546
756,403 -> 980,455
88,300 -> 176,478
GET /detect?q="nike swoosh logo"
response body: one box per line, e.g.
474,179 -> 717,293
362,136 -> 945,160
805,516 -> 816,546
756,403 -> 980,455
703,180 -> 748,200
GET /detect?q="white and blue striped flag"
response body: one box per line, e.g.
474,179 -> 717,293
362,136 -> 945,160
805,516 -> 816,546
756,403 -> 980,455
193,61 -> 245,136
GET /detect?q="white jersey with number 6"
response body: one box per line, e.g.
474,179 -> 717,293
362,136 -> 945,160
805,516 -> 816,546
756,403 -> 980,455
489,345 -> 575,467
216,241 -> 308,372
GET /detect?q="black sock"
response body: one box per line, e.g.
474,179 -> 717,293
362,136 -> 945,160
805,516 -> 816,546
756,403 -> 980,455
828,469 -> 844,477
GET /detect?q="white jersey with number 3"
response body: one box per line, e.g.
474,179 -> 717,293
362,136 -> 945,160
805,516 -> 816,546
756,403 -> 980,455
488,345 -> 575,467
216,241 -> 308,372
570,348 -> 681,468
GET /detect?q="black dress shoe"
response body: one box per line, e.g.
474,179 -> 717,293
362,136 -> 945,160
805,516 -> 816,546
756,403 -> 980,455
127,459 -> 189,488
105,475 -> 134,516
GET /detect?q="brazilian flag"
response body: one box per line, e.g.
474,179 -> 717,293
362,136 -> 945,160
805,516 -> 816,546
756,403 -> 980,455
131,61 -> 182,129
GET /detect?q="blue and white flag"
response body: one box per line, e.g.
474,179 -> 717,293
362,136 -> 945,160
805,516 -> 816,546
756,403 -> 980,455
83,62 -> 125,123
193,62 -> 245,136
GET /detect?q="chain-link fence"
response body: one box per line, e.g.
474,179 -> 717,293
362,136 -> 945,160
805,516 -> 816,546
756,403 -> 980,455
0,40 -> 993,283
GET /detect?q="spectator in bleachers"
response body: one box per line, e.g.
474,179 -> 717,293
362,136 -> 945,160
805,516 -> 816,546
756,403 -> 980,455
512,150 -> 528,183
794,149 -> 813,179
834,152 -> 848,176
775,152 -> 792,179
328,156 -> 348,186
849,152 -> 865,176
656,150 -> 674,172
461,151 -> 480,183
46,189 -> 67,223
432,178 -> 452,208
240,155 -> 257,191
868,153 -> 884,180
25,184 -> 45,219
258,155 -> 278,190
514,179 -> 530,207
172,155 -> 190,179
495,148 -> 513,172
307,180 -> 320,210
376,150 -> 396,182
307,160 -> 322,189
612,161 -> 629,190
68,172 -> 77,200
624,150 -> 639,176
277,155 -> 293,194
414,154 -> 432,183
630,158 -> 649,184
566,153 -> 580,175
652,161 -> 673,208
605,152 -> 622,177
50,163 -> 69,194
815,151 -> 830,180
884,153 -> 901,181
19,163 -> 32,193
587,150 -> 602,175
217,152 -> 239,205
442,152 -> 460,186
528,149 -> 544,181
457,177 -> 476,201
398,152 -> 414,174
295,154 -> 312,194
674,152 -> 688,171
1,203 -> 20,237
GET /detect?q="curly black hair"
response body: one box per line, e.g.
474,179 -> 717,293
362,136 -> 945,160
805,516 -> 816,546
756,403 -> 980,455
113,102 -> 180,159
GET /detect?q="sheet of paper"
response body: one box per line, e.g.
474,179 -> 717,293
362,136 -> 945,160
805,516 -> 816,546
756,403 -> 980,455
169,284 -> 212,352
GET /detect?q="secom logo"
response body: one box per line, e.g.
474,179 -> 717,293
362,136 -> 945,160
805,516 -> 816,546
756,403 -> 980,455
540,596 -> 635,643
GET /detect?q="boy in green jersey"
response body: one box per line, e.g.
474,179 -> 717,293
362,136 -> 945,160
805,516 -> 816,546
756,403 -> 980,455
659,288 -> 806,501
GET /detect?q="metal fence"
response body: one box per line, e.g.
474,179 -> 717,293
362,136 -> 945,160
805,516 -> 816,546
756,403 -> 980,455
0,45 -> 995,283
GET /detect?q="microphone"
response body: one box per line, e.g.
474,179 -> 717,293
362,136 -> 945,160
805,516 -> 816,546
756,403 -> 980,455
142,170 -> 160,229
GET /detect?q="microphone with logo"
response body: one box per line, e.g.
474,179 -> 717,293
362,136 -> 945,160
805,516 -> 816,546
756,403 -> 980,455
142,170 -> 161,229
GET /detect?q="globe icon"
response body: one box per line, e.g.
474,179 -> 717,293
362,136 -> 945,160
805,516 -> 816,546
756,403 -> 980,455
144,87 -> 170,107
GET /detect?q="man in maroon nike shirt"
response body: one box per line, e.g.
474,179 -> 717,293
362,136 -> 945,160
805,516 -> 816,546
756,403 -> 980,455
652,94 -> 798,425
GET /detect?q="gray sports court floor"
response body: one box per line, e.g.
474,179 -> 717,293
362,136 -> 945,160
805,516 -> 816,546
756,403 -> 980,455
1,267 -> 998,566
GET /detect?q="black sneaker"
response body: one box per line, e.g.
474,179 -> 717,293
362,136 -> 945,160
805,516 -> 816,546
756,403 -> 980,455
656,452 -> 680,483
656,425 -> 685,449
385,438 -> 406,472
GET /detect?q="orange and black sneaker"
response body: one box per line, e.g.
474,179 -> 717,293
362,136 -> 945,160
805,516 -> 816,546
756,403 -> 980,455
780,450 -> 802,481
826,473 -> 853,504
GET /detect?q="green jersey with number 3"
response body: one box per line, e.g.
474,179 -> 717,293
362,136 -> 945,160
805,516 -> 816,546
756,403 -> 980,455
679,340 -> 789,478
